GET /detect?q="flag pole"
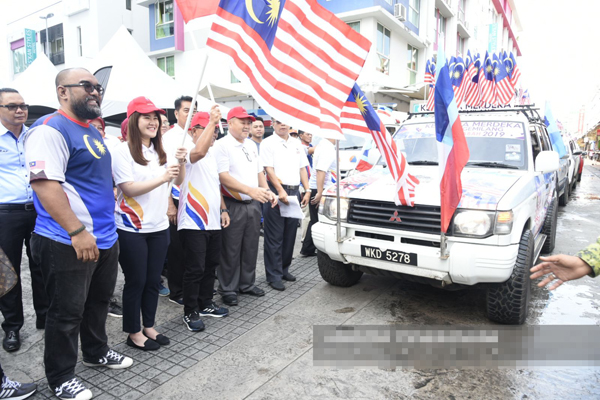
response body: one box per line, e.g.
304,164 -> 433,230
335,138 -> 342,243
206,82 -> 225,135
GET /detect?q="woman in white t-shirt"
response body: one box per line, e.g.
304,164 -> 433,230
112,97 -> 187,351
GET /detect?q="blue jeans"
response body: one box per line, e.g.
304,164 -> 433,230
31,233 -> 118,388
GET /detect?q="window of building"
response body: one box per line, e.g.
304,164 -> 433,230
456,34 -> 465,57
384,0 -> 393,4
40,23 -> 65,65
458,0 -> 466,23
157,55 -> 175,78
434,9 -> 446,51
407,44 -> 418,85
155,0 -> 174,39
12,47 -> 26,74
409,0 -> 420,28
77,26 -> 83,56
347,21 -> 360,33
376,23 -> 391,75
231,71 -> 241,84
126,0 -> 131,10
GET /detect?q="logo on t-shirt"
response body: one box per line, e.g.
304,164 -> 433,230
83,134 -> 107,159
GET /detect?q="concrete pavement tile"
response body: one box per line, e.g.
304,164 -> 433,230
136,379 -> 161,394
86,371 -> 111,386
178,357 -> 198,369
120,390 -> 143,400
169,343 -> 187,352
106,384 -> 133,398
165,364 -> 186,377
113,370 -> 136,383
128,362 -> 152,374
125,375 -> 148,388
142,367 -> 162,379
188,350 -> 209,361
154,360 -> 176,371
167,353 -> 187,364
203,343 -> 221,353
93,393 -> 117,400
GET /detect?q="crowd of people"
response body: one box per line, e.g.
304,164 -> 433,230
0,67 -> 337,400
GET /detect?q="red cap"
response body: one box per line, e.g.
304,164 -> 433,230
191,112 -> 210,128
227,106 -> 255,122
121,118 -> 129,140
127,96 -> 166,118
89,117 -> 105,130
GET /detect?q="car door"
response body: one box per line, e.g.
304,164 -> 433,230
530,126 -> 554,236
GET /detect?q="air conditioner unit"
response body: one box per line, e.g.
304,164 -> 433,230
394,3 -> 407,22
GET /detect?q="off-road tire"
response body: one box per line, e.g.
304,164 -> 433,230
486,230 -> 533,325
541,195 -> 557,254
317,251 -> 363,287
559,180 -> 569,206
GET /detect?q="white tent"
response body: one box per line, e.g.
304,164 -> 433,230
11,53 -> 59,109
87,26 -> 217,118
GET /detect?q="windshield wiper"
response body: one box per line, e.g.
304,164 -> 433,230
467,162 -> 518,169
340,146 -> 363,150
408,160 -> 439,165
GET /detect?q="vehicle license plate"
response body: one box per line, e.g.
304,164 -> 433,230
361,245 -> 417,266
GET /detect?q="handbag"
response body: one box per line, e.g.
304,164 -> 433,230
0,247 -> 18,298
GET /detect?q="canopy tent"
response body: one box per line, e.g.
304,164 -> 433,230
11,53 -> 60,123
87,26 -> 219,122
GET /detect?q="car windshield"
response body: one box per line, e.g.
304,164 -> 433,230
312,132 -> 366,150
377,120 -> 528,170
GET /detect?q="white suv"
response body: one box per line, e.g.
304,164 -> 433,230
313,109 -> 560,325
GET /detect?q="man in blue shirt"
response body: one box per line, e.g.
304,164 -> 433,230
25,68 -> 132,400
0,88 -> 49,353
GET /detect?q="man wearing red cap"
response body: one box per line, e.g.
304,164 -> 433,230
177,106 -> 231,331
213,106 -> 277,306
25,68 -> 132,400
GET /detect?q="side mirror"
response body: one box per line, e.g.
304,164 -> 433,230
535,151 -> 559,174
573,150 -> 583,155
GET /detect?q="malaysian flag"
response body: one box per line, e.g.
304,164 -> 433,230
479,52 -> 495,105
176,0 -> 220,20
449,56 -> 467,108
345,84 -> 419,206
464,51 -> 481,107
494,53 -> 513,105
424,57 -> 435,85
509,52 -> 521,88
206,0 -> 371,139
434,47 -> 470,233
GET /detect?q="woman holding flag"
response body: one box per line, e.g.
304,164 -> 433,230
111,97 -> 187,351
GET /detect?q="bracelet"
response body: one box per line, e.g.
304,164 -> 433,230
220,209 -> 229,214
68,225 -> 86,237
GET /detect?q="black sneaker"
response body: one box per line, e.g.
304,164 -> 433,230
0,375 -> 36,399
82,349 -> 133,369
183,311 -> 205,332
50,378 -> 92,400
107,299 -> 123,318
198,302 -> 229,318
169,298 -> 184,306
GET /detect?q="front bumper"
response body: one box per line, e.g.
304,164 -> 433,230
312,222 -> 518,285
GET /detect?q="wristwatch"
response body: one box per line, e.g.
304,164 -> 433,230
220,209 -> 229,214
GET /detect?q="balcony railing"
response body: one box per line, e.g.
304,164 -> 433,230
49,51 -> 65,65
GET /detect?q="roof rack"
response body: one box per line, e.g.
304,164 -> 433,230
407,104 -> 542,123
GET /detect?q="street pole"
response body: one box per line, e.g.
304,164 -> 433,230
39,13 -> 54,56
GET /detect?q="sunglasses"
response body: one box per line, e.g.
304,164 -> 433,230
0,104 -> 29,112
62,81 -> 105,95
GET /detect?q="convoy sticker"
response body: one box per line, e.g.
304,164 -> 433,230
397,121 -> 526,140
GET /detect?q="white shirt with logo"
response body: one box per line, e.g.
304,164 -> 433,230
309,139 -> 337,190
111,142 -> 172,233
178,149 -> 221,231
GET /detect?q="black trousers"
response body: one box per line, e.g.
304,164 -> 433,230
263,185 -> 300,283
167,199 -> 184,300
300,189 -> 319,255
180,229 -> 221,315
0,208 -> 48,333
118,228 -> 170,334
31,234 -> 118,388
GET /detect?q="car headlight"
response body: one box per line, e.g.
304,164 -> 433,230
320,196 -> 350,221
452,210 -> 513,237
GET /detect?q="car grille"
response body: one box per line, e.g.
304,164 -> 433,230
348,200 -> 441,234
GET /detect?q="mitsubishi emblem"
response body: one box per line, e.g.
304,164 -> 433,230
389,210 -> 402,222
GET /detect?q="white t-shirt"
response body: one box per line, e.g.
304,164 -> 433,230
261,134 -> 309,186
309,139 -> 337,190
162,124 -> 194,200
102,135 -> 121,154
111,142 -> 172,233
178,149 -> 221,231
213,134 -> 263,201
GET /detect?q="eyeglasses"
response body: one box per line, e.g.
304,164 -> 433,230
62,81 -> 105,95
0,104 -> 29,112
241,147 -> 252,162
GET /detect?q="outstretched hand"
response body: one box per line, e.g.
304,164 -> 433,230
530,254 -> 593,291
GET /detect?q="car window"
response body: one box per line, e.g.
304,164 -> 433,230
388,120 -> 528,170
536,126 -> 551,151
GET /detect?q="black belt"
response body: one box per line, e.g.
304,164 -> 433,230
227,197 -> 253,205
280,184 -> 299,192
0,203 -> 35,211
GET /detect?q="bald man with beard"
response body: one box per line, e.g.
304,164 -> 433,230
25,68 -> 132,400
